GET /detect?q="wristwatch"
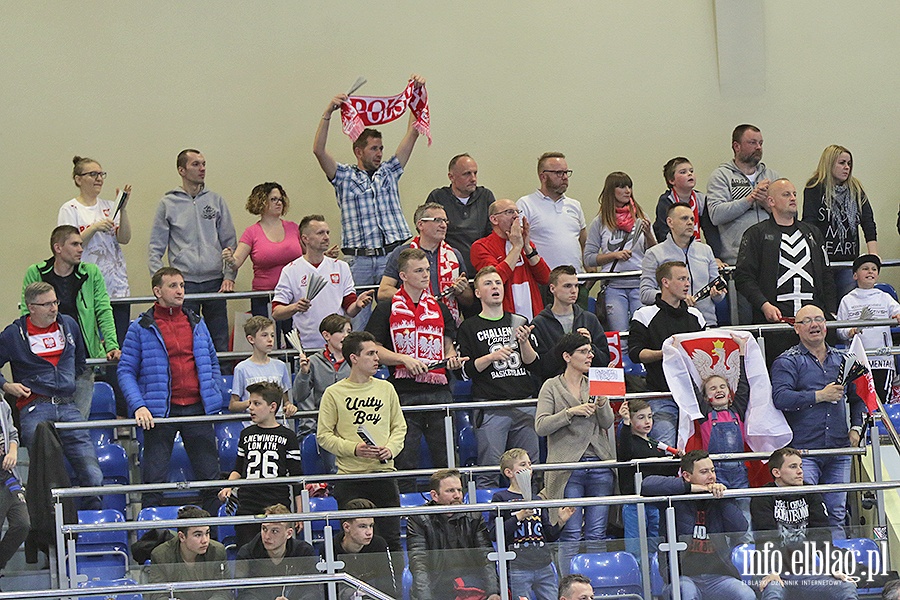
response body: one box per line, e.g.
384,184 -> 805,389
525,247 -> 539,259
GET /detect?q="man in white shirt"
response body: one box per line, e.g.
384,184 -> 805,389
272,216 -> 374,350
517,152 -> 587,274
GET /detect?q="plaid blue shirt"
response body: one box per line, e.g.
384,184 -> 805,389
331,155 -> 411,248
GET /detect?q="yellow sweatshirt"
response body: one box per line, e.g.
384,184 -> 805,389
317,377 -> 407,474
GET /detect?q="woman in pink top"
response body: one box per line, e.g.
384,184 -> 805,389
225,182 -> 302,319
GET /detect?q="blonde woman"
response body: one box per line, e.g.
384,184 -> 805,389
803,145 -> 877,298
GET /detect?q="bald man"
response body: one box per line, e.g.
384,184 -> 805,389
470,199 -> 550,320
771,304 -> 866,533
734,178 -> 835,326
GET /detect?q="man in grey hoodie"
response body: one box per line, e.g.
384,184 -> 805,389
148,149 -> 236,352
706,125 -> 780,323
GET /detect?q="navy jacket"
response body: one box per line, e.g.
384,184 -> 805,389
118,306 -> 222,418
642,475 -> 746,579
0,314 -> 85,399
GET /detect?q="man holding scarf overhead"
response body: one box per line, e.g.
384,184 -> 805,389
366,248 -> 468,492
313,74 -> 429,327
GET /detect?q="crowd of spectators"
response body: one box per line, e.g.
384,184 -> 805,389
0,105 -> 895,599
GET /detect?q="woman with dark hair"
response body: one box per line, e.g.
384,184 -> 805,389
535,332 -> 615,572
584,172 -> 657,335
58,156 -> 132,343
225,182 -> 303,318
803,145 -> 877,299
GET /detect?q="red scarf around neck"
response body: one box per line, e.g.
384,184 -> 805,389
409,237 -> 462,325
615,202 -> 636,232
389,286 -> 446,384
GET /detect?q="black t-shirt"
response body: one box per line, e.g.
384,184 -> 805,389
616,430 -> 680,495
233,424 -> 302,514
44,270 -> 80,324
365,295 -> 456,396
333,531 -> 396,597
457,313 -> 536,400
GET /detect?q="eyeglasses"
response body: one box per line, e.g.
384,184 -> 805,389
496,209 -> 523,217
573,348 -> 594,355
797,316 -> 826,325
77,171 -> 107,179
29,300 -> 59,308
542,169 -> 573,177
269,197 -> 285,203
419,217 -> 450,225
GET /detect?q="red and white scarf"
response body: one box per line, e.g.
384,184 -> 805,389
340,79 -> 432,145
409,237 -> 462,325
671,189 -> 702,241
389,286 -> 446,385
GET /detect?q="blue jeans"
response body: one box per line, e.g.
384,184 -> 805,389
650,399 -> 679,448
605,286 -> 642,334
623,502 -> 660,558
669,574 -> 757,600
184,279 -> 229,353
801,455 -> 851,535
20,400 -> 103,510
558,460 -> 614,574
509,563 -> 557,600
345,254 -> 387,331
474,406 -> 539,489
142,403 -> 221,516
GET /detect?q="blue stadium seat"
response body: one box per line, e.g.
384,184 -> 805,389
81,578 -> 142,600
451,377 -> 472,402
95,443 -> 129,513
136,505 -> 183,539
169,433 -> 195,482
77,509 -> 127,547
399,492 -> 429,544
374,366 -> 390,380
222,375 -> 234,407
730,543 -> 756,584
73,545 -> 129,583
570,552 -> 643,598
217,503 -> 238,562
622,351 -> 646,378
876,403 -> 900,435
300,433 -> 326,475
215,420 -> 247,474
833,537 -> 883,594
89,381 -> 117,444
308,496 -> 338,542
457,425 -> 477,467
463,487 -> 504,526
90,382 -> 117,421
650,552 -> 665,598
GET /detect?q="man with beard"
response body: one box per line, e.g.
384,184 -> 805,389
406,469 -> 500,600
706,125 -> 781,323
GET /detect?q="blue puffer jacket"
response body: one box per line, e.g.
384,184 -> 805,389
117,306 -> 222,418
0,314 -> 86,399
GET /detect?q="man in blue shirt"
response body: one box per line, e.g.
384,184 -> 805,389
771,304 -> 865,534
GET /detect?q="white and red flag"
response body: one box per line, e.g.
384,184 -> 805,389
662,330 -> 793,453
847,335 -> 881,414
340,78 -> 431,145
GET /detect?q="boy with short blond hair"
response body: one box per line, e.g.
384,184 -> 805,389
229,315 -> 296,415
491,448 -> 573,600
220,381 -> 302,548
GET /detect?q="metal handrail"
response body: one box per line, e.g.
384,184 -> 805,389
51,446 -> 865,500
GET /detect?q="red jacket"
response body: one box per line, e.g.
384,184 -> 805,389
470,231 -> 550,320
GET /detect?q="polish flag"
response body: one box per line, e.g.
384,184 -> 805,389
589,367 -> 626,397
